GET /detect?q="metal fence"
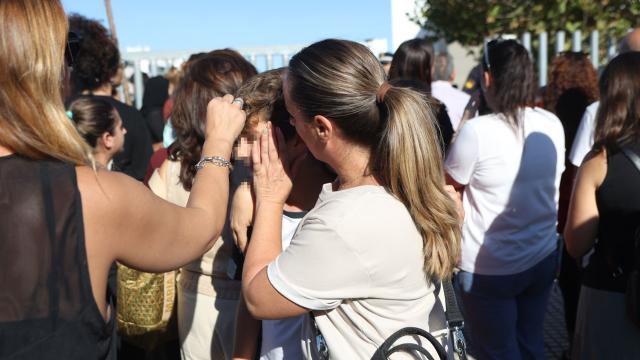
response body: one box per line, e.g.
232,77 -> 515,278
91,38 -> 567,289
122,31 -> 620,108
122,45 -> 304,108
521,30 -> 618,87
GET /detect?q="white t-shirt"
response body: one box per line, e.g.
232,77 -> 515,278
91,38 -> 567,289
569,101 -> 599,167
431,80 -> 471,130
267,184 -> 449,360
260,211 -> 316,360
445,107 -> 565,275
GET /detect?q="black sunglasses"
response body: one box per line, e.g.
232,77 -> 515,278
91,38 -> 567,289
483,38 -> 507,73
65,31 -> 82,68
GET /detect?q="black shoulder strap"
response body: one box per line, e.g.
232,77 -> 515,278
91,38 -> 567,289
622,147 -> 640,174
443,278 -> 468,360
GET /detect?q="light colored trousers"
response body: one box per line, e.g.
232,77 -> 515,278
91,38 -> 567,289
177,272 -> 241,360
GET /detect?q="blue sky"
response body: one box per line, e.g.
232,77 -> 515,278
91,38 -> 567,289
61,0 -> 393,52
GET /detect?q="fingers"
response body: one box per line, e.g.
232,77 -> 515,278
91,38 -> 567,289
221,94 -> 234,103
260,126 -> 270,166
275,126 -> 289,171
267,123 -> 279,162
251,137 -> 260,168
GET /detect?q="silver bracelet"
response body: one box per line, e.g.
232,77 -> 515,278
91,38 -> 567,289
195,156 -> 233,171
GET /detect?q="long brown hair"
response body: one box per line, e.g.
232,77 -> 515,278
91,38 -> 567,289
483,39 -> 536,130
593,52 -> 640,153
168,50 -> 257,191
0,0 -> 89,164
288,39 -> 460,280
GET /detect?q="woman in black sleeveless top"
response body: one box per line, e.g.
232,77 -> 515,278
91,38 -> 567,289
564,52 -> 640,359
0,1 -> 247,358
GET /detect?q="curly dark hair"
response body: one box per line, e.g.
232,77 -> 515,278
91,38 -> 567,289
68,14 -> 120,93
544,52 -> 599,152
483,39 -> 535,129
168,49 -> 257,191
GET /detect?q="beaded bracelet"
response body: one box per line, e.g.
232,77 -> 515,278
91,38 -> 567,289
195,156 -> 233,171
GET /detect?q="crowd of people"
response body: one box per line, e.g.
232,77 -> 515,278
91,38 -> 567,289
1,1 -> 639,360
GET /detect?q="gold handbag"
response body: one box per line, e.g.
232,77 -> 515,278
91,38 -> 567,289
116,263 -> 176,337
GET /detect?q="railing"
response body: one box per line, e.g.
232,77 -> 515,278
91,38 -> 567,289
121,39 -> 389,109
122,45 -> 305,108
519,30 -> 618,87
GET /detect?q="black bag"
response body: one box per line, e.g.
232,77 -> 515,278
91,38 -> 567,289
370,278 -> 468,360
621,147 -> 640,329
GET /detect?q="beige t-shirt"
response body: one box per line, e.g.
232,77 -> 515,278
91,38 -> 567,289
267,184 -> 449,360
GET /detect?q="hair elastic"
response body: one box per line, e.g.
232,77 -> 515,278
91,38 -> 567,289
376,82 -> 392,103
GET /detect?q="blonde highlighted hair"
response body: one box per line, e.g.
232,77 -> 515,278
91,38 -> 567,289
288,39 -> 461,279
0,0 -> 90,165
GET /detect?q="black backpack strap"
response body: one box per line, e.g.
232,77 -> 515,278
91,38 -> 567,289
443,278 -> 468,360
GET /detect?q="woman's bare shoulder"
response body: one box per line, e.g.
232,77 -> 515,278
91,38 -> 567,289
578,149 -> 607,187
76,166 -> 150,213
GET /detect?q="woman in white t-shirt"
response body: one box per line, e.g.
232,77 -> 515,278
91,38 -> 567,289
445,39 -> 565,359
238,39 -> 462,359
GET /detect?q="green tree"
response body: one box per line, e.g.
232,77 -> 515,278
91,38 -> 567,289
413,0 -> 640,48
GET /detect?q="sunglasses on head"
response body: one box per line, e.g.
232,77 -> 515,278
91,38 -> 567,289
65,31 -> 82,68
482,38 -> 504,73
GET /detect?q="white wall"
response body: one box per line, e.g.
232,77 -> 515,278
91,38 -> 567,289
390,0 -> 422,51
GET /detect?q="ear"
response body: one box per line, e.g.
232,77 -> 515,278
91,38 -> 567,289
101,132 -> 114,150
312,115 -> 333,143
450,69 -> 456,83
483,71 -> 492,89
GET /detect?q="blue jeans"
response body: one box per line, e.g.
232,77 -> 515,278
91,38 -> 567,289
455,250 -> 557,360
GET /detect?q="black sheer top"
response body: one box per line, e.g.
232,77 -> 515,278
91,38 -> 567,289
0,155 -> 115,359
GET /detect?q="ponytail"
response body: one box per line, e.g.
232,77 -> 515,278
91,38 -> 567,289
288,39 -> 461,279
374,86 -> 461,279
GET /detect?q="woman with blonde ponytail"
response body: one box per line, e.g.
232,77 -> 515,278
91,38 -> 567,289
240,39 -> 461,359
0,1 -> 246,358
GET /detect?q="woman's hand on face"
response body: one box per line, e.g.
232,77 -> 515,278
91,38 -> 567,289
251,122 -> 292,207
205,94 -> 246,145
230,183 -> 255,253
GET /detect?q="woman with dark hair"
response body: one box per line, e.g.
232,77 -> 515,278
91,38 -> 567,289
544,52 -> 599,348
564,52 -> 640,359
388,38 -> 434,86
241,39 -> 461,359
0,0 -> 247,358
388,38 -> 454,151
68,97 -> 127,169
148,50 -> 257,360
445,39 -> 565,359
67,13 -> 152,181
